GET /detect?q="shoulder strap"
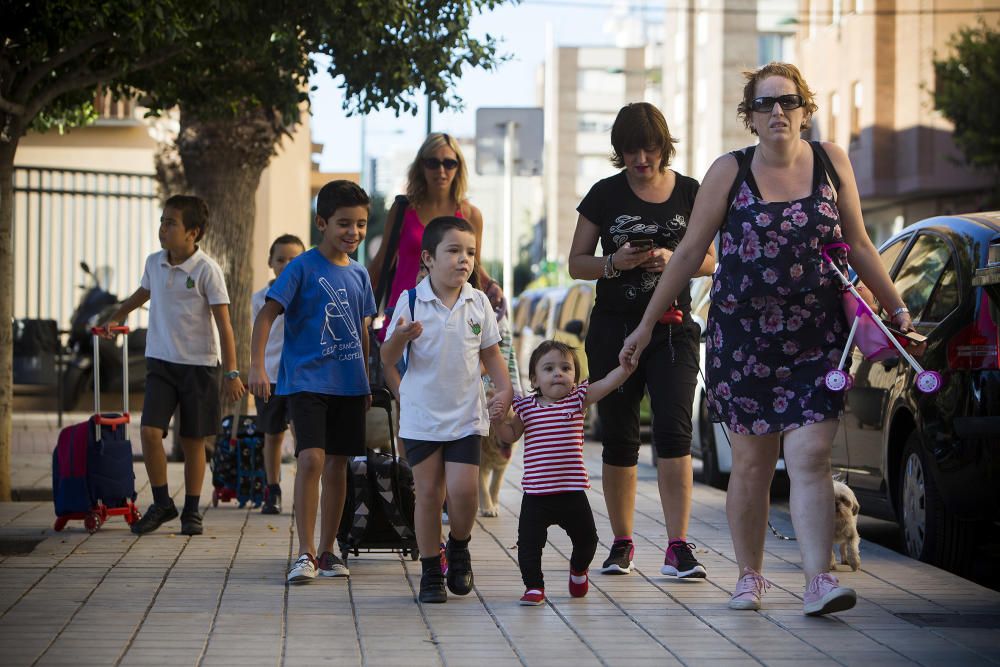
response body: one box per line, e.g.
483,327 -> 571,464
809,140 -> 841,195
373,195 -> 409,311
726,146 -> 755,209
405,287 -> 417,361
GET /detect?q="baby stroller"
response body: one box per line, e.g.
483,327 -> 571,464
821,242 -> 942,394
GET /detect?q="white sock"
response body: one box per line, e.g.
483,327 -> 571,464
570,573 -> 588,584
525,588 -> 543,595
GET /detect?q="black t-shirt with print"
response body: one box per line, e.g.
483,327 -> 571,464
577,170 -> 700,317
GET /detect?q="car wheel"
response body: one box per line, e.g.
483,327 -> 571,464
898,431 -> 976,573
696,395 -> 729,490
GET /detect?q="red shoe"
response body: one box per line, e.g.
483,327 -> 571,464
519,588 -> 545,606
569,569 -> 589,597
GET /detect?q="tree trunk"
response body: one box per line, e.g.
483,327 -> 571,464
175,110 -> 280,407
0,135 -> 22,501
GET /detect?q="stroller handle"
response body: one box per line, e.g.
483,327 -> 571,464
821,242 -> 851,264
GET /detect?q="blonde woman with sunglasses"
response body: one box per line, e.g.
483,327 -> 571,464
620,63 -> 915,617
370,133 -> 505,334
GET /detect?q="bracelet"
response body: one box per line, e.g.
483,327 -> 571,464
891,306 -> 909,318
603,252 -> 621,279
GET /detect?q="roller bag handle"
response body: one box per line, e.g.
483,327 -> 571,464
90,326 -> 131,440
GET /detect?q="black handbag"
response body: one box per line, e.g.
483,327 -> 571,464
373,195 -> 409,315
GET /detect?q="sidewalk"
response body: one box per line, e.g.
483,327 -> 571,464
2,412 -> 999,666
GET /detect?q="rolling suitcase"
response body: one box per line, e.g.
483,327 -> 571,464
52,326 -> 140,533
338,387 -> 419,562
210,407 -> 266,508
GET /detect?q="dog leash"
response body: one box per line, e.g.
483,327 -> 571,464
697,365 -> 797,541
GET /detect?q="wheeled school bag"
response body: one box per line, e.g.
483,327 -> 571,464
338,387 -> 419,561
52,326 -> 140,533
210,408 -> 266,508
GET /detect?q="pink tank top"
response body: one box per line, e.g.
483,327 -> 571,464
386,205 -> 463,312
378,205 -> 463,341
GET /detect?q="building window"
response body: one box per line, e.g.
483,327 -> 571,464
758,34 -> 791,65
828,92 -> 839,144
850,82 -> 862,144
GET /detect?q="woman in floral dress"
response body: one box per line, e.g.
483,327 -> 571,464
619,63 -> 917,616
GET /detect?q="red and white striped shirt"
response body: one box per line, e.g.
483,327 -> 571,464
513,382 -> 590,495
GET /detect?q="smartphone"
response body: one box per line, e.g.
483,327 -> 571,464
885,324 -> 928,345
629,238 -> 654,251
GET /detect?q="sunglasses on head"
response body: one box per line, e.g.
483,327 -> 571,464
750,94 -> 805,112
422,157 -> 459,171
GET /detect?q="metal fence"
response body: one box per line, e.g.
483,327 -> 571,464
13,166 -> 160,330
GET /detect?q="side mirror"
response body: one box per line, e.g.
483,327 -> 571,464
564,319 -> 584,337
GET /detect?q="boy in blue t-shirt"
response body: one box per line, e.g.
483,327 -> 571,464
249,180 -> 376,583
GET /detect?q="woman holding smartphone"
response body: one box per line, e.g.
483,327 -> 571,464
568,102 -> 716,579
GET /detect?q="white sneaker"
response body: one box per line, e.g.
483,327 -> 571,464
287,554 -> 318,583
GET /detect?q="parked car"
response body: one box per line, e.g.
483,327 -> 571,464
831,211 -> 1000,574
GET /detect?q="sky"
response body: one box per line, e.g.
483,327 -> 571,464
309,0 -> 664,173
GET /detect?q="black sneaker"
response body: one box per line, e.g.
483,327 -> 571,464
600,538 -> 634,574
261,494 -> 281,515
180,510 -> 203,536
445,538 -> 474,595
131,502 -> 179,535
419,568 -> 447,603
661,540 -> 707,579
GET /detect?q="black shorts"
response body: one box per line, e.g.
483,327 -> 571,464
254,385 -> 290,435
586,311 -> 699,466
403,434 -> 481,467
141,358 -> 221,439
288,392 -> 366,457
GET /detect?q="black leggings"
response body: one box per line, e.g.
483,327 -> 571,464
517,491 -> 598,590
586,311 -> 699,466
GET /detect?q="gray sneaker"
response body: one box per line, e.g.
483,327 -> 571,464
318,551 -> 350,577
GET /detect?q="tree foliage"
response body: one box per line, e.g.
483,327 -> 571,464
933,21 -> 1000,175
0,1 -> 512,497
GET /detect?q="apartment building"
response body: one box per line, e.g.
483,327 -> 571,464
662,0 -> 798,181
542,45 -> 647,262
797,0 -> 998,241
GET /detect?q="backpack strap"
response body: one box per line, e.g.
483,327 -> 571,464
809,140 -> 841,200
373,195 -> 410,312
726,146 -> 756,209
405,288 -> 417,363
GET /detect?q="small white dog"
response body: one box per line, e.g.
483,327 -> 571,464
831,479 -> 861,571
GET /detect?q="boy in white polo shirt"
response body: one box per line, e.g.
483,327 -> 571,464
103,195 -> 245,536
382,216 -> 513,604
251,233 -> 305,515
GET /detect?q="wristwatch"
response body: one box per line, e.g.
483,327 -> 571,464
224,370 -> 240,380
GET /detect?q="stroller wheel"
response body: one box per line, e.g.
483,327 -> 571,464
824,369 -> 849,392
915,370 -> 943,394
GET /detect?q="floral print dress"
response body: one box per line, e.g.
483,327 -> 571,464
705,146 -> 848,435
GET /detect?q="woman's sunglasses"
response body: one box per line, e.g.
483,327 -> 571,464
750,94 -> 805,112
422,157 -> 459,171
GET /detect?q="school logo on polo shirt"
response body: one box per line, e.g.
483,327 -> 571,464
467,318 -> 481,335
186,276 -> 195,288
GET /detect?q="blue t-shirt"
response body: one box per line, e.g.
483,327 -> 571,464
266,248 -> 376,396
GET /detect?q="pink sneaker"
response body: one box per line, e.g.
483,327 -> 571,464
569,569 -> 589,597
728,567 -> 772,610
803,572 -> 856,616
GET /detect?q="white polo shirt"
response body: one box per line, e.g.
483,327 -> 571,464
387,279 -> 501,441
141,248 -> 229,367
251,283 -> 283,381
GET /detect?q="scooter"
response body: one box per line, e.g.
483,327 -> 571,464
62,261 -> 147,410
